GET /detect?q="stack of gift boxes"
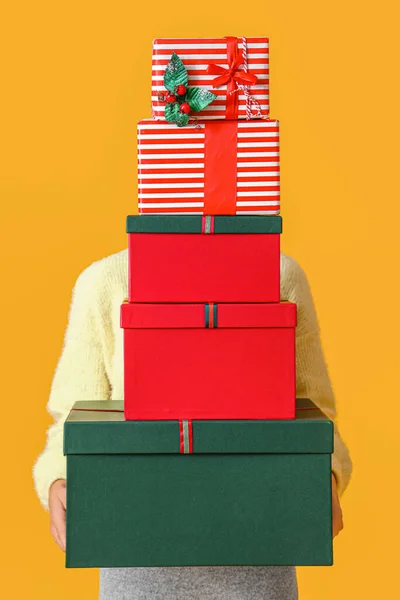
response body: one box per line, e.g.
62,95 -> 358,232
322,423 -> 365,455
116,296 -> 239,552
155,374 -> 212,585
122,36 -> 297,422
64,36 -> 334,569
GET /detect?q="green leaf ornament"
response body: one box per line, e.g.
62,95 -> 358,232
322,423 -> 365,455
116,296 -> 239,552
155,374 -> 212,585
185,87 -> 217,112
164,102 -> 190,127
164,53 -> 189,92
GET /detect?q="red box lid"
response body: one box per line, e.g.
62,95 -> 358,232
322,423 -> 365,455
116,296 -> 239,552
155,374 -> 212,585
121,302 -> 296,329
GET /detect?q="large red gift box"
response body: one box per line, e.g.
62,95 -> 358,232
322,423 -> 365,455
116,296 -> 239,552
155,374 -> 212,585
152,37 -> 269,121
127,215 -> 281,303
138,119 -> 280,215
121,301 -> 296,421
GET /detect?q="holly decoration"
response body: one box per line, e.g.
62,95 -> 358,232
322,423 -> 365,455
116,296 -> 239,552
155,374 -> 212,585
161,53 -> 216,127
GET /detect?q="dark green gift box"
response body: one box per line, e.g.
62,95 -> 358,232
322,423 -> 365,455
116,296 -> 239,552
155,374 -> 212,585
64,399 -> 333,568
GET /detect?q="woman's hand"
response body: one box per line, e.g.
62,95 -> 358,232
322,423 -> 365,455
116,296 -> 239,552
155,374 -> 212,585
332,473 -> 343,537
49,479 -> 67,551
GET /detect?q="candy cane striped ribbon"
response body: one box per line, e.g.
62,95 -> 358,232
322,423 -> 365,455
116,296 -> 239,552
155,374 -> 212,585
229,37 -> 264,120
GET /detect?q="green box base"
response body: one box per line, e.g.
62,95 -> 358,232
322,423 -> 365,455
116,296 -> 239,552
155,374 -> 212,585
66,453 -> 332,568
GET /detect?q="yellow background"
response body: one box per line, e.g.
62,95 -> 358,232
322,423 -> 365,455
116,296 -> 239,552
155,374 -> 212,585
1,1 -> 399,598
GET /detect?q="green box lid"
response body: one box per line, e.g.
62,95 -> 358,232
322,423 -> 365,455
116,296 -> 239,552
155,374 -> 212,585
126,215 -> 282,234
64,398 -> 333,455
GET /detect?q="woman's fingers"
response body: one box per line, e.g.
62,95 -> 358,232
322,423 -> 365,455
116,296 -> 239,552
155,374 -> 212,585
331,474 -> 344,538
50,523 -> 63,551
49,479 -> 67,552
332,509 -> 344,537
50,499 -> 66,551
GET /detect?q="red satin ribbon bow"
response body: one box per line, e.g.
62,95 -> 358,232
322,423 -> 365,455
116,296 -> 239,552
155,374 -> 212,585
206,54 -> 258,88
206,37 -> 258,119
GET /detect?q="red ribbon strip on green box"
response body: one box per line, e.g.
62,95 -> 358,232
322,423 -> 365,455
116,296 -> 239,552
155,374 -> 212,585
179,420 -> 194,454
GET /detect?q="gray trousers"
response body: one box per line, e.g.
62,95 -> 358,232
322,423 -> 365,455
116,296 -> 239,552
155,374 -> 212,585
99,566 -> 298,599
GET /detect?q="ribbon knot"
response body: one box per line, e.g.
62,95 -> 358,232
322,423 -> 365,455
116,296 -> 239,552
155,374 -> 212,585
206,49 -> 258,89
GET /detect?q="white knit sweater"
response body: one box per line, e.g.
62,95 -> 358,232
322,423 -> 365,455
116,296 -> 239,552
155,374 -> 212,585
33,249 -> 352,509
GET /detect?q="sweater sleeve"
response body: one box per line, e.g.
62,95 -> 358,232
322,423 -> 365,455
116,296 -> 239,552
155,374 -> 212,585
32,262 -> 111,510
281,255 -> 353,497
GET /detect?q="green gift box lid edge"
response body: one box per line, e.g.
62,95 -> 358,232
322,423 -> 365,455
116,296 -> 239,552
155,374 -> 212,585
64,398 -> 333,456
126,215 -> 282,234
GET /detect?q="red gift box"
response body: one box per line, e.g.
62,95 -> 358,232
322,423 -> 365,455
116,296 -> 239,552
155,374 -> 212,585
138,119 -> 280,215
127,215 -> 281,303
152,37 -> 269,121
121,301 -> 296,421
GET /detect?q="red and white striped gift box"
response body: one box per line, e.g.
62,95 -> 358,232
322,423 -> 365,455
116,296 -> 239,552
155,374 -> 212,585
137,119 -> 280,215
152,37 -> 269,121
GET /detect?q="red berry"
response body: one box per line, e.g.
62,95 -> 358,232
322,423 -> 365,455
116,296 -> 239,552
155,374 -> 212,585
166,93 -> 177,103
176,84 -> 187,96
180,102 -> 191,114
